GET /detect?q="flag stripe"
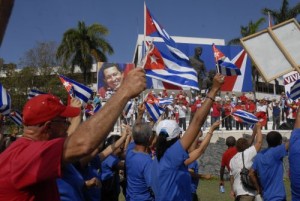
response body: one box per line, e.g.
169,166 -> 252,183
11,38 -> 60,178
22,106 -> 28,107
145,102 -> 164,122
232,109 -> 258,124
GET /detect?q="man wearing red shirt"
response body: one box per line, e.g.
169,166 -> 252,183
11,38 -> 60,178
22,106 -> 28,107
211,97 -> 222,129
224,99 -> 232,130
220,136 -> 237,190
0,68 -> 146,201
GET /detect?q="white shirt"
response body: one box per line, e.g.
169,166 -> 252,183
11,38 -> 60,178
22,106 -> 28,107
175,105 -> 187,118
256,104 -> 267,113
229,146 -> 257,196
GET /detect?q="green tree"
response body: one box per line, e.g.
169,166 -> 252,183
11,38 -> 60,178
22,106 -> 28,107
262,0 -> 300,25
56,21 -> 114,84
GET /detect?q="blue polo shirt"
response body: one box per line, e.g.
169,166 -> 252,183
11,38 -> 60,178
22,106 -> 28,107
151,140 -> 191,201
57,164 -> 86,201
289,128 -> 300,200
252,144 -> 287,201
126,142 -> 153,201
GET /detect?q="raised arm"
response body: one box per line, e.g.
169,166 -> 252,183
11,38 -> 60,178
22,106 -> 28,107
184,121 -> 220,166
67,98 -> 82,136
294,105 -> 300,129
180,74 -> 224,150
254,123 -> 263,152
63,68 -> 146,163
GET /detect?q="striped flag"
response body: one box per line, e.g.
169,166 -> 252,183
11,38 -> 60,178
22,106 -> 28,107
213,44 -> 241,76
144,93 -> 165,122
59,75 -> 93,103
123,101 -> 133,116
28,89 -> 46,99
143,42 -> 199,90
231,109 -> 258,125
158,97 -> 173,106
0,84 -> 11,115
145,4 -> 189,61
289,79 -> 300,101
9,111 -> 22,126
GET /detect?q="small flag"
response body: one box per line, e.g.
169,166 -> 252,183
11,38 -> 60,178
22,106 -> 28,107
158,97 -> 173,106
212,44 -> 241,76
28,89 -> 46,99
0,84 -> 11,115
9,111 -> 22,126
59,75 -> 93,103
144,93 -> 164,122
231,109 -> 258,125
289,79 -> 300,101
93,103 -> 101,113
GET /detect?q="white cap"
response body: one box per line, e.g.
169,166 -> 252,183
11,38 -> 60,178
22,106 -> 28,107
156,120 -> 181,141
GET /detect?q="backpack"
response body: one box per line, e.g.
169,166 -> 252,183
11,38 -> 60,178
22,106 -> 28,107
240,152 -> 256,190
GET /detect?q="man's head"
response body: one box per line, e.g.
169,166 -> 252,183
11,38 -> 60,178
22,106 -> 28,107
236,138 -> 250,152
132,122 -> 152,146
22,94 -> 81,139
266,131 -> 282,147
102,63 -> 123,90
226,136 -> 236,147
195,46 -> 203,56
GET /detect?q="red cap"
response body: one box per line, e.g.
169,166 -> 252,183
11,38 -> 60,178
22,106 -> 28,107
23,94 -> 81,126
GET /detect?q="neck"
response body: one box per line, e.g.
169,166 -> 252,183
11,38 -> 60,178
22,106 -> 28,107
134,144 -> 147,153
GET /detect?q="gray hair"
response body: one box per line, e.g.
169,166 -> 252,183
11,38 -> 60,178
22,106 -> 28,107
132,123 -> 152,146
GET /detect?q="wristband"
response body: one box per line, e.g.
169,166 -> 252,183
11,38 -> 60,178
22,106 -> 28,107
206,95 -> 215,102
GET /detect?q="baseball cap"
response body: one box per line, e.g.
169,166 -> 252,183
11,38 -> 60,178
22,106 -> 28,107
23,94 -> 81,126
155,120 -> 181,141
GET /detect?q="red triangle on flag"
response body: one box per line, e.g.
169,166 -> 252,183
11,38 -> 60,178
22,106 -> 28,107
212,44 -> 225,62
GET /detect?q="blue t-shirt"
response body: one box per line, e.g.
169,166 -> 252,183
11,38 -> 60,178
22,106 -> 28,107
79,156 -> 102,201
101,154 -> 119,181
188,160 -> 199,193
57,164 -> 86,201
252,144 -> 287,201
289,128 -> 300,200
126,143 -> 153,201
151,140 -> 191,201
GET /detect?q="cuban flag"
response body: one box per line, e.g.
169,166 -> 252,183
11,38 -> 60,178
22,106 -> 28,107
158,97 -> 173,106
143,42 -> 199,90
289,79 -> 300,101
94,103 -> 102,113
0,84 -> 11,115
28,89 -> 46,99
9,111 -> 22,126
231,109 -> 258,125
59,75 -> 93,104
144,93 -> 165,122
213,44 -> 241,76
145,4 -> 189,61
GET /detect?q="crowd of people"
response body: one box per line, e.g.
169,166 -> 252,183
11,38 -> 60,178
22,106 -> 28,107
0,69 -> 299,201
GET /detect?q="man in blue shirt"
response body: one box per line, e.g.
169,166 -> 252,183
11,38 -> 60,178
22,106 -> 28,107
126,122 -> 154,201
272,101 -> 281,130
289,105 -> 300,200
249,131 -> 289,201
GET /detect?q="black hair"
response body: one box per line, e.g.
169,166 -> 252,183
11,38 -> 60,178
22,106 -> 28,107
156,133 -> 178,161
266,131 -> 282,147
226,136 -> 236,147
104,135 -> 121,149
236,138 -> 250,152
101,63 -> 122,79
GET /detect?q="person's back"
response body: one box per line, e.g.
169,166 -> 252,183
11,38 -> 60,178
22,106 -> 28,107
126,122 -> 154,201
251,131 -> 288,201
0,137 -> 65,201
151,140 -> 191,201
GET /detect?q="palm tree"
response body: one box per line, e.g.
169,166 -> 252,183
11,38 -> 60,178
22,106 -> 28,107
262,0 -> 300,25
227,17 -> 265,45
57,21 -> 114,84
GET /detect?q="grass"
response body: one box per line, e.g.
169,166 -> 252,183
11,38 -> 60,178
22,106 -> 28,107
119,178 -> 291,201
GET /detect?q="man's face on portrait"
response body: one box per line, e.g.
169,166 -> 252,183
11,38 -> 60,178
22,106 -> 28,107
103,66 -> 123,90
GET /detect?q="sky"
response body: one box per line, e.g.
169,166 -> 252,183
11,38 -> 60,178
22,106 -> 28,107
0,0 -> 299,68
